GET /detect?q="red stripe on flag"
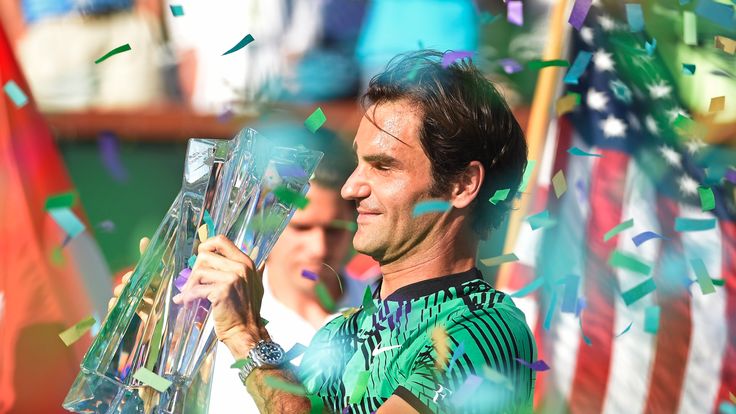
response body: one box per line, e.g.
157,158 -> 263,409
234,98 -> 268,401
568,150 -> 628,413
716,220 -> 736,407
643,197 -> 691,413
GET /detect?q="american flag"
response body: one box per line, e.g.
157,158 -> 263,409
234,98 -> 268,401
504,5 -> 736,413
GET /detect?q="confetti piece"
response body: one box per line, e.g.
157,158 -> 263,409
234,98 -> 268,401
58,316 -> 96,346
511,277 -> 545,298
715,36 -> 736,55
341,307 -> 359,318
518,160 -> 537,193
644,306 -> 660,334
145,318 -> 165,370
709,96 -> 726,112
684,11 -> 697,46
441,51 -> 474,68
682,64 -> 696,75
726,168 -> 736,184
645,38 -> 657,56
528,59 -> 569,70
304,107 -> 326,133
575,297 -> 587,317
329,219 -> 357,232
348,370 -> 371,403
169,4 -> 184,16
556,93 -> 581,117
480,253 -> 518,267
264,376 -> 306,395
284,343 -> 308,362
674,217 -> 716,232
489,188 -> 510,205
97,220 -> 115,232
431,326 -> 450,370
691,258 -> 716,295
527,210 -> 557,230
98,132 -> 128,182
447,342 -> 466,372
499,58 -> 523,74
543,291 -> 558,330
515,358 -> 550,371
568,0 -> 592,30
188,255 -> 197,269
626,4 -> 644,32
622,277 -> 656,306
95,43 -> 131,64
560,275 -> 580,313
480,11 -> 498,25
197,224 -> 208,243
133,367 -> 172,392
567,146 -> 602,157
174,268 -> 191,291
49,208 -> 86,238
51,246 -> 65,265
301,269 -> 318,281
412,200 -> 451,216
315,281 -> 336,312
45,192 -> 76,210
507,1 -> 523,26
552,170 -> 567,198
482,366 -> 514,390
695,0 -> 735,31
632,231 -> 667,247
698,187 -> 716,211
731,392 -> 736,404
579,318 -> 592,346
273,186 -> 309,209
608,250 -> 652,275
721,402 -> 736,414
3,80 -> 28,107
563,51 -> 592,84
604,218 -> 634,242
203,210 -> 215,236
450,375 -> 483,407
362,285 -> 377,314
616,322 -> 633,337
223,34 -> 255,56
231,358 -> 249,369
308,394 -> 324,414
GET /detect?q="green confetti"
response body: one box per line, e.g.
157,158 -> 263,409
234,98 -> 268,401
132,367 -> 172,392
621,277 -> 656,306
188,254 -> 197,268
480,253 -> 518,267
145,317 -> 165,371
604,218 -> 634,242
264,376 -> 306,395
567,146 -> 602,157
48,208 -> 86,238
3,80 -> 28,107
362,285 -> 377,314
223,34 -> 255,56
682,63 -> 696,75
304,107 -> 327,133
45,192 -> 76,210
644,306 -> 660,334
307,394 -> 324,414
608,250 -> 652,275
58,315 -> 96,346
95,43 -> 132,64
683,11 -> 697,45
348,370 -> 371,404
203,210 -> 216,236
690,258 -> 716,295
511,277 -> 545,298
528,59 -> 569,70
50,246 -> 65,266
527,210 -> 557,230
674,217 -> 716,232
169,4 -> 184,16
552,170 -> 567,198
273,186 -> 309,209
315,281 -> 336,312
517,160 -> 536,193
489,188 -> 510,205
698,187 -> 715,211
413,200 -> 451,216
231,358 -> 250,369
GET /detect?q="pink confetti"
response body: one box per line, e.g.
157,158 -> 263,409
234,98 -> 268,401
499,58 -> 523,74
507,1 -> 523,26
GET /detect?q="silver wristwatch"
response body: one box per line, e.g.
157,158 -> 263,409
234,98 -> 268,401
238,340 -> 286,384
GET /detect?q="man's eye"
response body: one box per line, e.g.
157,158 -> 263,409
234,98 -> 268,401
373,164 -> 390,171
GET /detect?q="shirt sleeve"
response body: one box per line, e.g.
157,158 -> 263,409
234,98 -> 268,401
394,305 -> 537,413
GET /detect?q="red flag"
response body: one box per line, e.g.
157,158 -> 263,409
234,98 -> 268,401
0,24 -> 111,413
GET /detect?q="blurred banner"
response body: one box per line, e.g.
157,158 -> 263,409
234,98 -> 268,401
0,24 -> 111,413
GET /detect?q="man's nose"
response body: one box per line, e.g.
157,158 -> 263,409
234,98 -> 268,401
341,168 -> 370,201
306,227 -> 328,260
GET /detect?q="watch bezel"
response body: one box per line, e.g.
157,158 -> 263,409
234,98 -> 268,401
251,340 -> 286,366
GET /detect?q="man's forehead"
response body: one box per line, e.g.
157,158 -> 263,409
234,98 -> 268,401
353,102 -> 420,151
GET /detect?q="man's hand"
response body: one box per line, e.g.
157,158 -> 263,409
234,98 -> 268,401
173,235 -> 268,358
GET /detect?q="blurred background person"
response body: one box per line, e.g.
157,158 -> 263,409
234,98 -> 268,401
0,0 -> 165,111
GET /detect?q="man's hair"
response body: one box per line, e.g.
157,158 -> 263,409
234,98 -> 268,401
256,114 -> 355,192
361,50 -> 528,239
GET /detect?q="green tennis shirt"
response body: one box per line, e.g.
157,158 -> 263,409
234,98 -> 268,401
298,268 -> 537,413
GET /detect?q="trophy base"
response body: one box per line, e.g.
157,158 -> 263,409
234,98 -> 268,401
63,369 -> 145,414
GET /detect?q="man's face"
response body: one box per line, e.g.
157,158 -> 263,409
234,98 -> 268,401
341,100 -> 442,263
266,184 -> 353,295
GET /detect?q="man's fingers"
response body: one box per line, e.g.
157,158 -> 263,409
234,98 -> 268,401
113,282 -> 126,298
108,297 -> 116,312
182,266 -> 237,292
173,284 -> 213,306
139,237 -> 150,256
199,235 -> 253,268
193,251 -> 245,275
122,270 -> 133,284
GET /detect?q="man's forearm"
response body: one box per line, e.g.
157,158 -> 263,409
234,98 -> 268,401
245,368 -> 312,414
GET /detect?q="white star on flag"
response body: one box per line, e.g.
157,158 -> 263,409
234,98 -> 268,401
684,138 -> 706,154
593,49 -> 616,72
600,114 -> 627,138
665,106 -> 689,122
677,174 -> 699,196
586,88 -> 609,112
647,80 -> 672,99
580,27 -> 595,45
658,145 -> 682,167
644,115 -> 659,134
598,14 -> 616,31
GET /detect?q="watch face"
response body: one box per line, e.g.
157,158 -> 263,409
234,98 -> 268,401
256,341 -> 285,365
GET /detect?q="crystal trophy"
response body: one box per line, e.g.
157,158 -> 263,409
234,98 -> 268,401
63,128 -> 323,413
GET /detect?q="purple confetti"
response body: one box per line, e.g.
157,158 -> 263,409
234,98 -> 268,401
98,131 -> 128,182
96,220 -> 116,232
507,1 -> 523,26
575,297 -> 587,317
301,269 -> 319,281
568,0 -> 592,30
441,51 -> 474,68
575,178 -> 587,204
175,268 -> 192,291
515,358 -> 550,371
499,58 -> 523,74
725,168 -> 736,184
632,231 -> 668,247
276,163 -> 307,179
217,108 -> 234,123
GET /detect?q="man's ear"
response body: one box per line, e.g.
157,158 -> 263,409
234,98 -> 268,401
450,160 -> 484,209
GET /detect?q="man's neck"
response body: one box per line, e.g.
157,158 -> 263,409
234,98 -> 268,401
378,224 -> 477,299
